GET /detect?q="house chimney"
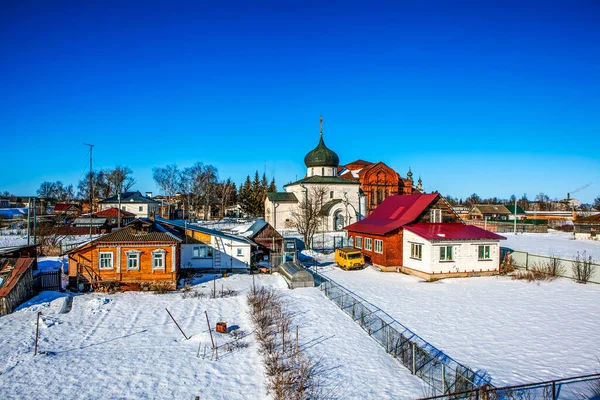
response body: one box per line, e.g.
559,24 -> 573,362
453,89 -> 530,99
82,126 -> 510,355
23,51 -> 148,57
146,192 -> 153,198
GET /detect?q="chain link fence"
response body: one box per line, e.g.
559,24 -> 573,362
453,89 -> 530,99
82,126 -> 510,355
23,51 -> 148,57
419,373 -> 600,400
501,248 -> 599,284
319,279 -> 492,396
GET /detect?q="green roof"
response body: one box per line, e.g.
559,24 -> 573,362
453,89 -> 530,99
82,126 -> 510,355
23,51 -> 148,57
304,136 -> 340,167
284,175 -> 360,187
503,204 -> 526,215
266,192 -> 298,202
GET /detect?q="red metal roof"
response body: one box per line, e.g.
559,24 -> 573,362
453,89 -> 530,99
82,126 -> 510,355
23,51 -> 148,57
95,208 -> 136,218
54,203 -> 80,212
345,193 -> 439,235
404,223 -> 506,241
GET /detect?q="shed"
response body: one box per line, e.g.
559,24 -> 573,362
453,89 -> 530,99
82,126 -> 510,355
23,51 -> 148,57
279,262 -> 314,289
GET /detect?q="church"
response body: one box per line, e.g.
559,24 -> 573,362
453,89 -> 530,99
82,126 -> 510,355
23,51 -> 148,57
265,120 -> 363,232
264,118 -> 423,232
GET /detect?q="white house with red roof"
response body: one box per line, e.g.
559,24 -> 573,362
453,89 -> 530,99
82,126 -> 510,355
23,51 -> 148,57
345,193 -> 505,281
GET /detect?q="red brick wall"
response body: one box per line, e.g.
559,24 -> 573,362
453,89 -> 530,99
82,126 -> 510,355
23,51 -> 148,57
347,229 -> 403,267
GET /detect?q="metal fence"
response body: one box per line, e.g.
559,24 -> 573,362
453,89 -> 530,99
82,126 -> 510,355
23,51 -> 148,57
501,248 -> 600,284
318,279 -> 492,396
419,373 -> 600,400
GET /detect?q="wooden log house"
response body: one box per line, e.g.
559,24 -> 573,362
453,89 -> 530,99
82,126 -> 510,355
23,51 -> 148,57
65,219 -> 181,291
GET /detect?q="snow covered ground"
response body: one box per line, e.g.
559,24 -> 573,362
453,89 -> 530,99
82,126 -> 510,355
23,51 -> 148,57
0,273 -> 426,399
305,252 -> 600,387
503,230 -> 600,260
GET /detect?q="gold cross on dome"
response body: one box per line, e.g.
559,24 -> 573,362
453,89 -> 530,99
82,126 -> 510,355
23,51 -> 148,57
320,115 -> 323,137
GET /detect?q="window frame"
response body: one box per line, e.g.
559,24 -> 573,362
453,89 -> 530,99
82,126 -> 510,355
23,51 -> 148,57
430,209 -> 442,223
152,249 -> 166,271
439,246 -> 454,262
410,243 -> 422,260
478,245 -> 491,260
374,239 -> 383,254
355,236 -> 362,249
364,237 -> 372,251
236,248 -> 243,256
126,250 -> 142,270
192,245 -> 213,259
99,252 -> 114,270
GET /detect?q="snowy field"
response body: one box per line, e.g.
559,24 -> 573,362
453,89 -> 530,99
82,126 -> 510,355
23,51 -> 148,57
503,230 -> 600,260
0,274 -> 426,400
306,253 -> 600,387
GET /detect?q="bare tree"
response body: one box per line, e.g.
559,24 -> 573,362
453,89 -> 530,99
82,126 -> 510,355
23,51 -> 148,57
106,166 -> 135,195
291,186 -> 328,250
216,178 -> 236,218
153,164 -> 181,218
198,165 -> 219,220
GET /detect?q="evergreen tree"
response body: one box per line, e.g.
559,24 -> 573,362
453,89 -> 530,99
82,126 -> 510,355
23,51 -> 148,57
238,175 -> 254,216
268,178 -> 277,192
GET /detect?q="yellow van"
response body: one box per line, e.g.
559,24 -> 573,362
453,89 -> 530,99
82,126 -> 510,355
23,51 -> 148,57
334,247 -> 365,270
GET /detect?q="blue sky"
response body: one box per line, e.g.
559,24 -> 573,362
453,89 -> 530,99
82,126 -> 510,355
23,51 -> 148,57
1,1 -> 599,203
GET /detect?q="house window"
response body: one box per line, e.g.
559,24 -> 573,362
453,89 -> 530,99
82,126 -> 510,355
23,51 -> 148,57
122,206 -> 126,210
330,191 -> 334,199
431,209 -> 442,223
355,236 -> 362,249
364,238 -> 372,251
126,250 -> 141,270
411,243 -> 422,260
139,206 -> 143,212
322,167 -> 324,175
478,245 -> 491,260
192,245 -> 213,258
374,239 -> 383,254
377,189 -> 383,204
371,189 -> 376,205
440,246 -> 453,261
348,236 -> 353,247
237,248 -> 243,256
99,252 -> 113,270
152,250 -> 166,270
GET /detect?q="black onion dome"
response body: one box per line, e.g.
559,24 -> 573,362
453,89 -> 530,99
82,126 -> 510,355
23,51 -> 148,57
304,136 -> 340,167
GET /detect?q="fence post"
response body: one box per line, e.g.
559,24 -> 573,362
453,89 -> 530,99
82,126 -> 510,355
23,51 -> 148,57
412,342 -> 416,374
442,364 -> 446,393
552,381 -> 556,400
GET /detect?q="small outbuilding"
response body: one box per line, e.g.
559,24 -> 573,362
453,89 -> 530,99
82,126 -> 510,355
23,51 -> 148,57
279,262 -> 314,289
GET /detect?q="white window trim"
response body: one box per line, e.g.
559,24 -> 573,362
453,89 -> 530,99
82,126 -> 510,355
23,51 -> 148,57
126,250 -> 142,270
374,239 -> 383,254
439,246 -> 454,262
152,249 -> 167,271
431,209 -> 442,223
410,243 -> 422,260
364,238 -> 372,251
355,236 -> 362,249
478,245 -> 492,260
99,252 -> 114,270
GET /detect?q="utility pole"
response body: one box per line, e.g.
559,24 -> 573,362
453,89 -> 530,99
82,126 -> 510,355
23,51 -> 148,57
117,192 -> 121,228
84,144 -> 94,280
27,197 -> 31,245
513,196 -> 517,234
33,197 -> 37,245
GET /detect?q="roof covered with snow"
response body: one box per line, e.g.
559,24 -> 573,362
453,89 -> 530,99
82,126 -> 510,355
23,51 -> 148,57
345,193 -> 439,235
404,223 -> 505,241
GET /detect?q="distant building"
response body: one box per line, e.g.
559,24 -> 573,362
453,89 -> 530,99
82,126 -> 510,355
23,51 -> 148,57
0,245 -> 39,314
99,191 -> 160,218
53,203 -> 82,217
94,208 -> 136,228
469,204 -> 512,221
